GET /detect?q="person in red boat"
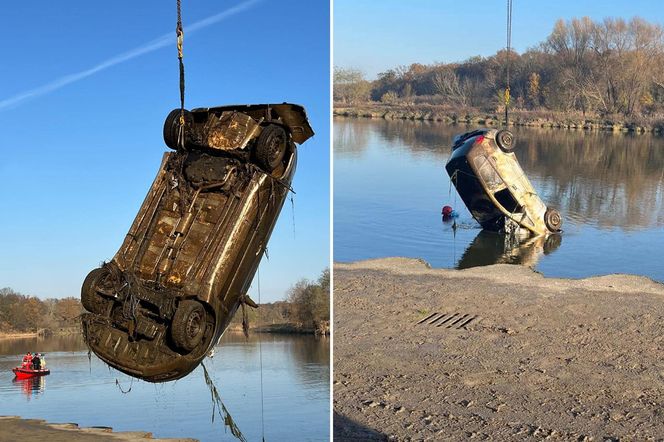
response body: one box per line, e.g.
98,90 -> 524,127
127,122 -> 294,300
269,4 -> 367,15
21,352 -> 33,369
32,353 -> 41,370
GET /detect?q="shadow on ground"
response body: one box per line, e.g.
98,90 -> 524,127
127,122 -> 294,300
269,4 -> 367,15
333,411 -> 387,441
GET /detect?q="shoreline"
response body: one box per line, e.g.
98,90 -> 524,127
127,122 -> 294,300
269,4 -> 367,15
227,323 -> 330,336
0,326 -> 329,341
0,416 -> 195,441
334,257 -> 664,440
334,105 -> 664,134
0,328 -> 80,341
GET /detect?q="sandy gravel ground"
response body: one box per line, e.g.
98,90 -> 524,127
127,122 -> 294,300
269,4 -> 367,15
0,416 -> 196,442
333,258 -> 664,441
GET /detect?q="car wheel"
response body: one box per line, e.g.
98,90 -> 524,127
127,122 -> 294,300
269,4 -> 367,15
254,125 -> 288,172
81,268 -> 113,315
171,300 -> 207,352
496,130 -> 515,152
163,109 -> 193,150
544,208 -> 563,232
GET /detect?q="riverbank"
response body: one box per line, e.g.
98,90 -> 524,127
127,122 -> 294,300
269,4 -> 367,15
334,104 -> 664,133
0,328 -> 79,340
227,322 -> 330,336
0,416 -> 195,441
334,258 -> 664,440
0,324 -> 330,341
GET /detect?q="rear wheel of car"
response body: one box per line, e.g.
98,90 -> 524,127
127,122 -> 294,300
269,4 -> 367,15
171,300 -> 207,352
496,130 -> 515,152
254,125 -> 288,172
81,268 -> 113,315
163,109 -> 193,150
544,208 -> 563,232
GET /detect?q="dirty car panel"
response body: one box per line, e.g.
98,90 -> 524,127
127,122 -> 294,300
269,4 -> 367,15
445,128 -> 562,235
81,103 -> 313,382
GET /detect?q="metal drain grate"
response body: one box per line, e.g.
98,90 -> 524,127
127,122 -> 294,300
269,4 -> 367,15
416,312 -> 478,329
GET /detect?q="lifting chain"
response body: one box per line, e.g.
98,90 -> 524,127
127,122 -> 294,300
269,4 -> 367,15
176,0 -> 186,149
504,0 -> 513,126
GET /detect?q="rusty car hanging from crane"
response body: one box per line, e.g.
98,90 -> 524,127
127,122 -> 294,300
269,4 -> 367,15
80,103 -> 313,382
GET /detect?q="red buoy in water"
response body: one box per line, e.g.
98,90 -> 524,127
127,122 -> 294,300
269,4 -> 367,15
442,205 -> 453,216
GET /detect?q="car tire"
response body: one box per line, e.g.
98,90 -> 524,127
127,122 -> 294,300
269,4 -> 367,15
254,125 -> 288,172
171,300 -> 207,352
163,109 -> 193,150
544,208 -> 563,232
81,268 -> 113,315
496,130 -> 515,152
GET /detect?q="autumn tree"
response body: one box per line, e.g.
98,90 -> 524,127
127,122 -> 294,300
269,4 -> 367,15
527,72 -> 541,107
0,288 -> 82,333
286,269 -> 330,329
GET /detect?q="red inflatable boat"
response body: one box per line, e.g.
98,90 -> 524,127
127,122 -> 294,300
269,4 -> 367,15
12,367 -> 50,380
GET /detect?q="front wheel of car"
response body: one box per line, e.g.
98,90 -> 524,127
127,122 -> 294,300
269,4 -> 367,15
544,208 -> 563,232
171,300 -> 207,352
254,125 -> 288,172
496,130 -> 516,152
81,268 -> 113,315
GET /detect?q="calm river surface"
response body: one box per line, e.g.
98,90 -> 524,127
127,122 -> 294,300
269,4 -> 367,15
0,333 -> 329,441
335,118 -> 664,281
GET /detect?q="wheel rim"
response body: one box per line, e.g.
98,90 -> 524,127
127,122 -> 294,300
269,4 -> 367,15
266,132 -> 285,165
545,209 -> 562,231
497,130 -> 514,150
185,310 -> 203,340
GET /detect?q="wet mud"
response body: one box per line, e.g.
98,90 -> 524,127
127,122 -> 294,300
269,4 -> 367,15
334,258 -> 664,440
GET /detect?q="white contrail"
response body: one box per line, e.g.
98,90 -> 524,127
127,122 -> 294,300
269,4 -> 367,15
0,0 -> 261,111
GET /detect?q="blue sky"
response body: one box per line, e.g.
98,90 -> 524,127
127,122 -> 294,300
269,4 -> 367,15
334,0 -> 664,79
0,0 -> 330,301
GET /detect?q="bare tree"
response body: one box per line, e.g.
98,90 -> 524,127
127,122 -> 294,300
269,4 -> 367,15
433,68 -> 468,106
333,67 -> 371,104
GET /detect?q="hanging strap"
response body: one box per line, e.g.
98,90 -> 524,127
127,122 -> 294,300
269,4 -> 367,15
176,0 -> 186,148
504,0 -> 513,126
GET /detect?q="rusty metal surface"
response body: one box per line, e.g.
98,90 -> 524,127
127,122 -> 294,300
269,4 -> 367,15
203,111 -> 260,150
81,104 -> 311,382
191,103 -> 314,145
445,128 -> 557,236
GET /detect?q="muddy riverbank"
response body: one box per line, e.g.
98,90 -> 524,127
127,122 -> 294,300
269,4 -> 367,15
333,258 -> 664,440
334,105 -> 664,133
0,416 -> 195,441
0,328 -> 80,341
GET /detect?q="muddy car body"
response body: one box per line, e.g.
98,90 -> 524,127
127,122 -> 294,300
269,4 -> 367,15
81,103 -> 313,382
445,128 -> 562,235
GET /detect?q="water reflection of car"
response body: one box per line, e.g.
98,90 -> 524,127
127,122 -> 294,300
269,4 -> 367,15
445,129 -> 562,235
81,103 -> 313,383
457,229 -> 562,269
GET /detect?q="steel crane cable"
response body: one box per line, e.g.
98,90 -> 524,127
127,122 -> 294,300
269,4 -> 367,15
176,0 -> 186,149
504,0 -> 513,126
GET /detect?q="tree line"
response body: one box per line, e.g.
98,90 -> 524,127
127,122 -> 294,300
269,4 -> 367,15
1,268 -> 330,335
0,288 -> 81,334
335,16 -> 664,119
230,268 -> 330,334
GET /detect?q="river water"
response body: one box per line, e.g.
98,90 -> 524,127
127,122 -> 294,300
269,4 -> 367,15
0,332 -> 329,441
334,118 -> 664,281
